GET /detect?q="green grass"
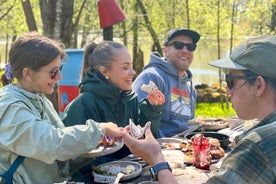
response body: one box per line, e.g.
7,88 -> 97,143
195,102 -> 236,119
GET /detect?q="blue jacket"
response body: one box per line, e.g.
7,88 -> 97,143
133,53 -> 197,137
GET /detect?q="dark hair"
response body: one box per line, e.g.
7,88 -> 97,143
81,41 -> 125,79
1,32 -> 65,85
1,71 -> 10,86
244,70 -> 276,90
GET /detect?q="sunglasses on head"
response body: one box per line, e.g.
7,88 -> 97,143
225,74 -> 256,90
167,41 -> 197,51
40,63 -> 63,79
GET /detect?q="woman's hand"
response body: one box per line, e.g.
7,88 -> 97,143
100,122 -> 124,138
147,89 -> 165,105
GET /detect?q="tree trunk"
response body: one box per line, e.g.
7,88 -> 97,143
21,0 -> 37,31
59,0 -> 74,47
136,0 -> 162,55
270,1 -> 276,31
72,0 -> 87,48
40,0 -> 57,38
132,2 -> 138,71
185,0 -> 190,29
39,0 -> 75,113
216,0 -> 224,110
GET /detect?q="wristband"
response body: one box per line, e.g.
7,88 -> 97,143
149,161 -> 172,181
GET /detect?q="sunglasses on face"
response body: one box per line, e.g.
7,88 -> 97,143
167,41 -> 197,51
40,63 -> 63,79
225,74 -> 256,90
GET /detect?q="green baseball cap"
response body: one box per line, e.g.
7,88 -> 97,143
208,36 -> 276,79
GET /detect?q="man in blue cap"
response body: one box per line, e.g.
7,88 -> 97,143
133,28 -> 200,137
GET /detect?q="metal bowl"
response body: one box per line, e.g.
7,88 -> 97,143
185,131 -> 230,149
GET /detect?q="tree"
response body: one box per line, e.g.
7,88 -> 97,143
0,0 -> 15,22
21,0 -> 37,31
136,0 -> 162,55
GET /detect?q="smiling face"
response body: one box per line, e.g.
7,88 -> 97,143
19,55 -> 63,95
101,47 -> 136,91
163,35 -> 194,76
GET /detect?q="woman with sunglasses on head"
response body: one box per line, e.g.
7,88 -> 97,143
61,41 -> 164,181
0,32 -> 125,184
133,28 -> 200,137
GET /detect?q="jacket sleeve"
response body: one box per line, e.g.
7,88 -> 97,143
139,98 -> 163,138
0,102 -> 104,164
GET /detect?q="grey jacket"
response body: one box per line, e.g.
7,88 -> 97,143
0,84 -> 104,183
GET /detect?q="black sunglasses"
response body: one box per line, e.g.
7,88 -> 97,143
40,63 -> 63,79
226,74 -> 256,90
167,41 -> 197,51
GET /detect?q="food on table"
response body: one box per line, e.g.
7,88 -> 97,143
92,161 -> 142,183
124,164 -> 136,175
181,141 -> 194,164
93,163 -> 136,176
209,138 -> 225,159
161,137 -> 225,163
129,119 -> 151,139
163,140 -> 194,164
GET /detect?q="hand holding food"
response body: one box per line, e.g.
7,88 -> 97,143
141,81 -> 165,105
129,119 -> 151,139
123,125 -> 165,166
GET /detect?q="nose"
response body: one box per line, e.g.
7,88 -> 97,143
131,68 -> 136,76
56,70 -> 62,80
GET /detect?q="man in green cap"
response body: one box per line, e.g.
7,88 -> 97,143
122,35 -> 276,183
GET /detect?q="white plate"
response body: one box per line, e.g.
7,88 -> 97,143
93,161 -> 142,183
157,137 -> 187,149
201,119 -> 229,130
81,140 -> 124,158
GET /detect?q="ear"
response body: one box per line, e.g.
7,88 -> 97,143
255,76 -> 266,97
22,67 -> 33,82
99,66 -> 109,78
162,47 -> 167,56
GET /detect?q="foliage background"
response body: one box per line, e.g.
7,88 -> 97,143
0,0 -> 275,57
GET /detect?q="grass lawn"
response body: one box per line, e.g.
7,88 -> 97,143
195,102 -> 236,119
